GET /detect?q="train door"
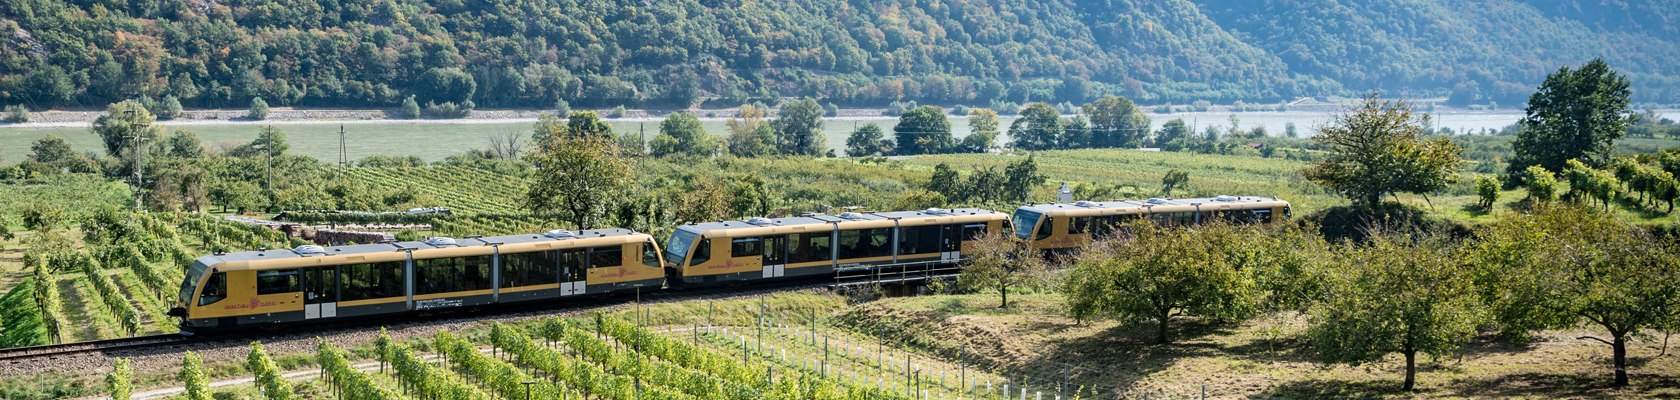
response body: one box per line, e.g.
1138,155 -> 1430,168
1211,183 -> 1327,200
559,249 -> 586,296
762,235 -> 787,278
303,267 -> 338,319
940,224 -> 962,262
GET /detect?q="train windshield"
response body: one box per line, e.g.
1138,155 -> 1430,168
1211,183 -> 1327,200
1011,209 -> 1043,239
179,260 -> 209,307
664,228 -> 701,265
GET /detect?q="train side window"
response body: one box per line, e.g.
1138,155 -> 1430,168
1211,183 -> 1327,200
590,246 -> 623,268
689,240 -> 711,265
257,269 -> 300,295
731,238 -> 762,257
897,225 -> 940,255
342,261 -> 405,301
501,251 -> 558,289
962,224 -> 987,241
1070,217 -> 1091,234
199,272 -> 227,306
1251,209 -> 1273,224
1035,217 -> 1054,240
641,242 -> 662,268
788,233 -> 832,264
867,228 -> 893,258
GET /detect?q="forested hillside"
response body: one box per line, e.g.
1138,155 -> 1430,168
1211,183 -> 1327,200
0,0 -> 1675,111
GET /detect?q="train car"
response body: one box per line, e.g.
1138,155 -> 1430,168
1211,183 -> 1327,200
1012,196 -> 1290,252
169,229 -> 664,333
662,208 -> 1008,287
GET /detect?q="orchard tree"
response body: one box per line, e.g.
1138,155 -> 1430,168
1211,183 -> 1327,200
1160,169 -> 1189,197
957,232 -> 1043,309
893,105 -> 952,155
1475,175 -> 1500,209
960,108 -> 1000,153
1467,206 -> 1680,387
28,135 -> 75,163
1507,59 -> 1633,178
1153,119 -> 1190,150
1065,221 -> 1265,344
650,112 -> 713,157
845,123 -> 891,157
772,98 -> 824,155
526,132 -> 630,230
1003,156 -> 1044,203
727,105 -> 775,157
1303,94 -> 1463,208
1309,232 -> 1483,391
91,100 -> 163,157
1009,102 -> 1061,151
1085,95 -> 1150,148
164,130 -> 205,158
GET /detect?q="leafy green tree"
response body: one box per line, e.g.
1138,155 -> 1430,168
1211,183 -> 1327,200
1003,156 -> 1045,202
396,95 -> 421,119
958,232 -> 1043,309
1309,232 -> 1483,391
893,105 -> 953,155
1161,169 -> 1189,197
1475,175 -> 1500,209
729,123 -> 776,158
960,108 -> 1000,153
19,66 -> 73,108
1507,59 -> 1633,178
91,100 -> 163,157
1303,94 -> 1464,207
1523,166 -> 1560,204
1059,116 -> 1090,149
526,134 -> 630,230
564,111 -> 614,139
418,67 -> 478,104
164,130 -> 204,158
1153,119 -> 1190,150
1009,102 -> 1061,151
248,97 -> 270,120
29,136 -> 75,163
772,98 -> 825,155
649,112 -> 712,157
926,163 -> 961,200
845,123 -> 891,157
1065,221 -> 1265,344
21,204 -> 64,233
1085,95 -> 1151,148
154,96 -> 184,120
229,126 -> 288,158
1467,206 -> 1680,387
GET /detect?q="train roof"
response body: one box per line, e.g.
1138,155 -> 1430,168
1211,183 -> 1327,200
194,228 -> 648,271
678,208 -> 1005,238
1015,196 -> 1288,215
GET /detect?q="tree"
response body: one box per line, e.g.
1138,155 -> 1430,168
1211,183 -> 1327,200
960,108 -> 1000,153
1009,102 -> 1061,151
21,204 -> 65,232
1003,156 -> 1044,203
396,95 -> 421,119
1085,95 -> 1151,148
1161,169 -> 1189,197
29,136 -> 75,163
845,123 -> 891,157
1467,206 -> 1680,387
1065,221 -> 1265,344
229,126 -> 288,158
564,111 -> 614,139
957,232 -> 1043,309
1153,119 -> 1190,150
526,133 -> 630,230
487,130 -> 525,159
91,100 -> 163,157
164,130 -> 205,158
1059,116 -> 1090,149
892,106 -> 952,155
155,96 -> 184,120
418,67 -> 478,104
650,112 -> 712,157
1507,59 -> 1633,178
1475,175 -> 1500,209
248,97 -> 270,120
927,163 -> 961,200
19,66 -> 73,108
1523,166 -> 1560,204
730,123 -> 777,158
1310,232 -> 1483,391
1303,94 -> 1464,207
772,98 -> 825,155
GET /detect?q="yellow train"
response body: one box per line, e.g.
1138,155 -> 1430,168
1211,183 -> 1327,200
170,229 -> 664,332
170,197 -> 1282,333
1011,196 -> 1291,252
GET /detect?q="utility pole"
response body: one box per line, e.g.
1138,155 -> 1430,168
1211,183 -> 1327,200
265,125 -> 274,194
338,124 -> 347,173
125,109 -> 144,211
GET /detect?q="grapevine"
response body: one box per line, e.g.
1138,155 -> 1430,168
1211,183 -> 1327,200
246,342 -> 298,400
180,351 -> 211,400
375,329 -> 488,399
490,323 -> 692,400
316,339 -> 402,400
432,331 -> 577,400
107,358 -> 132,400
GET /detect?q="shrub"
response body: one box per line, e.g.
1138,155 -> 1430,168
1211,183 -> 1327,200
607,105 -> 627,118
248,97 -> 269,120
395,95 -> 420,119
554,98 -> 571,116
3,105 -> 27,123
423,100 -> 474,119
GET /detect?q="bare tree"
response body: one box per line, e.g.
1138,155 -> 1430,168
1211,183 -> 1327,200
489,129 -> 526,159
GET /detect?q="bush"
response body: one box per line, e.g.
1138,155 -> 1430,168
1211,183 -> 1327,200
554,98 -> 571,116
423,100 -> 474,119
1476,175 -> 1500,209
395,95 -> 421,119
607,105 -> 627,118
3,105 -> 27,123
153,96 -> 184,120
248,97 -> 270,120
824,102 -> 840,117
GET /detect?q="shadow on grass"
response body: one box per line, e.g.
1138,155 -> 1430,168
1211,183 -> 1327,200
1442,371 -> 1680,398
1006,318 -> 1240,395
1257,378 -> 1396,399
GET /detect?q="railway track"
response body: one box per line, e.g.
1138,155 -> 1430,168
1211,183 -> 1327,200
0,335 -> 191,364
